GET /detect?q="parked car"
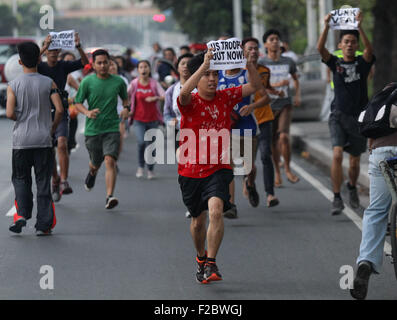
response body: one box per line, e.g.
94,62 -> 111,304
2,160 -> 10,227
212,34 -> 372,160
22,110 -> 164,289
0,37 -> 36,116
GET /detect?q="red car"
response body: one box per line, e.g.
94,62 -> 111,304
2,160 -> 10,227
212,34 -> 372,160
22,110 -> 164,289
0,37 -> 35,115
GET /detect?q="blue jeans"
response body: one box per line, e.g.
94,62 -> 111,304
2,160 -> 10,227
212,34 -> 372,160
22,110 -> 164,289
357,146 -> 397,273
133,120 -> 158,171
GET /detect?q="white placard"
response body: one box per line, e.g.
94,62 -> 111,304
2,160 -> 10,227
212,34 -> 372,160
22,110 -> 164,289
48,30 -> 75,50
329,8 -> 360,30
206,38 -> 247,71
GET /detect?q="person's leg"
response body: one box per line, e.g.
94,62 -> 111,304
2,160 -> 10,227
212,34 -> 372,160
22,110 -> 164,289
356,148 -> 391,273
272,111 -> 282,187
103,132 -> 121,208
104,155 -> 117,197
57,136 -> 70,181
84,135 -> 103,191
206,197 -> 225,259
33,148 -> 55,232
119,120 -> 125,157
351,147 -> 394,299
68,117 -> 78,153
11,149 -> 33,221
278,105 -> 298,183
349,155 -> 361,187
146,121 -> 158,173
190,210 -> 208,258
331,146 -> 344,194
258,122 -> 278,206
133,121 -> 146,170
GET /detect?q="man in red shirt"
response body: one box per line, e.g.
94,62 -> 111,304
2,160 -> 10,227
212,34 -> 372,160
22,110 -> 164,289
177,48 -> 262,283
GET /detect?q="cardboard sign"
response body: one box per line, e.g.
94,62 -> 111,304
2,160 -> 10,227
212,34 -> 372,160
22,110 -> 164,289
206,38 -> 247,71
48,30 -> 75,50
329,8 -> 360,30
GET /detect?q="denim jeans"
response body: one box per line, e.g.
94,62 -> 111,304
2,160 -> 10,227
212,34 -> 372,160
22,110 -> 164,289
256,121 -> 275,196
133,120 -> 158,171
357,146 -> 397,273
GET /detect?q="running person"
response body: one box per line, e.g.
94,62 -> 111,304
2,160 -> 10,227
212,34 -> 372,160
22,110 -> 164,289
39,32 -> 89,201
218,64 -> 260,217
74,49 -> 129,209
177,48 -> 262,283
242,37 -> 279,208
128,60 -> 165,180
7,42 -> 63,236
259,29 -> 301,188
317,12 -> 375,215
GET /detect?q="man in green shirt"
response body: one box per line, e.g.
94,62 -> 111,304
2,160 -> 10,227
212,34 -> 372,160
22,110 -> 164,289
75,49 -> 129,209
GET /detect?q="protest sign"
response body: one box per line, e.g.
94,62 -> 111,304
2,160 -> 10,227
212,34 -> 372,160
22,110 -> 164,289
329,8 -> 360,30
206,38 -> 247,71
48,30 -> 75,50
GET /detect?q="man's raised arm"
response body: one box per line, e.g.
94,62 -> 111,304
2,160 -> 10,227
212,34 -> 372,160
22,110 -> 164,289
317,14 -> 332,63
179,49 -> 214,106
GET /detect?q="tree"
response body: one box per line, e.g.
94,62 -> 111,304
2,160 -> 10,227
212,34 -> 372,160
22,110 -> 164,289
0,4 -> 17,36
152,0 -> 252,42
372,0 -> 397,93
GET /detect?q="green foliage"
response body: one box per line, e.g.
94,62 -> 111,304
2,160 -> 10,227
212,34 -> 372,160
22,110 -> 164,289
152,0 -> 252,42
0,4 -> 17,36
261,0 -> 308,54
17,1 -> 42,36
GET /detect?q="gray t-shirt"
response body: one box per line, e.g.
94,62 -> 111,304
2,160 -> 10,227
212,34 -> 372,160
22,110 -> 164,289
258,56 -> 297,110
9,73 -> 53,149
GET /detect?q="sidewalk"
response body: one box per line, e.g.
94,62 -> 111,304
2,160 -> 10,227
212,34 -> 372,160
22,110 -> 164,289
290,120 -> 370,208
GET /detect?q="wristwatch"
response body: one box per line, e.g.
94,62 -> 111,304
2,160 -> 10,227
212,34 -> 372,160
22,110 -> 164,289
123,105 -> 131,112
75,43 -> 81,49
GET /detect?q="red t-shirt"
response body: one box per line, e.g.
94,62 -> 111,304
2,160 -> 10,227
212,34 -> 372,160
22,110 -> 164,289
177,86 -> 243,178
134,82 -> 158,122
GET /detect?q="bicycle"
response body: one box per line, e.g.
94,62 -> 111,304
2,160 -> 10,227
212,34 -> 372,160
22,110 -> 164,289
379,156 -> 397,280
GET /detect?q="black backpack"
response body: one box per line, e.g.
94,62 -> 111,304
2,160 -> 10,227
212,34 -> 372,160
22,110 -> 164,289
358,83 -> 397,139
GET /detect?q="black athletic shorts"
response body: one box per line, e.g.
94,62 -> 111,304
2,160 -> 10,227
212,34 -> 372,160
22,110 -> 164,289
178,169 -> 234,218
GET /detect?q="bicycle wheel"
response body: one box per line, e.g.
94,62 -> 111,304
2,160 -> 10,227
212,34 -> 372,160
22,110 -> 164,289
391,203 -> 397,280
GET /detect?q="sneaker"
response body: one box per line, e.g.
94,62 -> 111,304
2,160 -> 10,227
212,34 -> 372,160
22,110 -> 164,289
9,214 -> 26,234
147,170 -> 155,180
350,260 -> 373,300
36,229 -> 52,236
60,180 -> 73,195
84,170 -> 97,191
52,181 -> 61,202
331,197 -> 345,216
105,196 -> 118,209
348,183 -> 360,209
245,179 -> 259,208
185,211 -> 192,219
195,251 -> 207,283
223,204 -> 238,219
136,167 -> 144,179
202,262 -> 222,284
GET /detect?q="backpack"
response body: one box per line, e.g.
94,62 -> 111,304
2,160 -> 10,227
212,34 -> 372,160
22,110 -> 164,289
358,83 -> 397,139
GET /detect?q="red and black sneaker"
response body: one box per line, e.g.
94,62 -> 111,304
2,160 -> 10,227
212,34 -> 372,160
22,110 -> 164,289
9,213 -> 26,234
195,251 -> 207,283
202,261 -> 222,284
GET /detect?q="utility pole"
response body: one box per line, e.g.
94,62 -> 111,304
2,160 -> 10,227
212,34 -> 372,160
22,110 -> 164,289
233,0 -> 243,40
251,0 -> 265,42
12,0 -> 18,37
305,0 -> 318,55
319,0 -> 335,80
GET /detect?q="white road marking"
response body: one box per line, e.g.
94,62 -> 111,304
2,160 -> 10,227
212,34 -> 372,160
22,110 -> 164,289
291,161 -> 392,255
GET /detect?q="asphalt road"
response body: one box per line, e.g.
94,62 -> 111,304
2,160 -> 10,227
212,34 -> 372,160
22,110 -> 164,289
0,116 -> 396,300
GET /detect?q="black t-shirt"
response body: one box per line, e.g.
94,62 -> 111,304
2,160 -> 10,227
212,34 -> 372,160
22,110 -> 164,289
38,59 -> 83,91
324,54 -> 376,117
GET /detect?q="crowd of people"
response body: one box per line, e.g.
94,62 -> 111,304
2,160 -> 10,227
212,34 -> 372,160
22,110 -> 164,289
4,11 -> 394,299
